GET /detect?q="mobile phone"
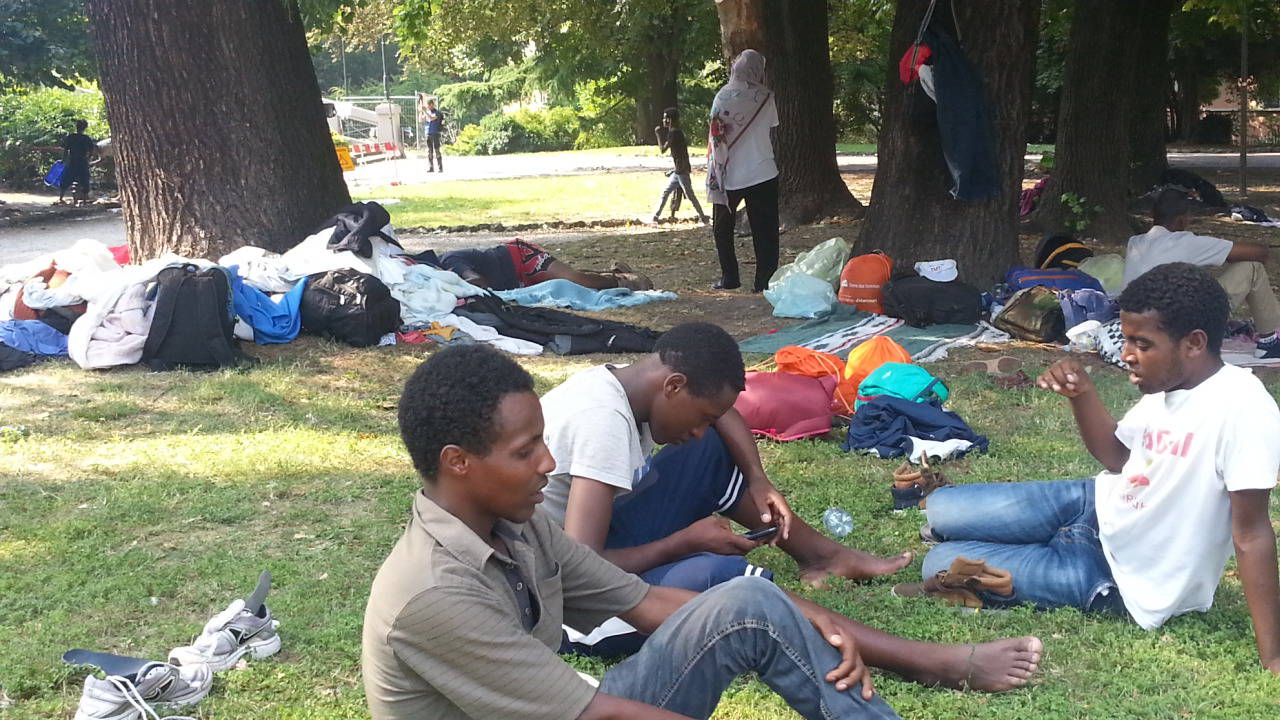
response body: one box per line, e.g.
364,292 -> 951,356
741,525 -> 779,542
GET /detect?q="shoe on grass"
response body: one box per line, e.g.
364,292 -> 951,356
1255,334 -> 1280,359
168,570 -> 280,672
65,649 -> 212,720
892,556 -> 1013,609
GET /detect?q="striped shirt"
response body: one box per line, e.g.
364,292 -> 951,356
362,490 -> 649,720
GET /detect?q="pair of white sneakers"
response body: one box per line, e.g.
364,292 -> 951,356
68,571 -> 281,720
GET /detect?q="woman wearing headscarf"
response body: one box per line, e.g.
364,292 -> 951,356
706,49 -> 780,292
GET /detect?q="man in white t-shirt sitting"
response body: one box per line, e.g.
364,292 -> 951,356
1122,188 -> 1280,358
909,263 -> 1280,673
539,323 -> 1051,695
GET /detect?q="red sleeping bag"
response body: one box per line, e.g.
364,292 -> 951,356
733,371 -> 837,442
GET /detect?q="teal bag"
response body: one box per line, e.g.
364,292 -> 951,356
855,362 -> 948,409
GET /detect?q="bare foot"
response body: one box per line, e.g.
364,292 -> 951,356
798,547 -> 914,588
918,637 -> 1043,693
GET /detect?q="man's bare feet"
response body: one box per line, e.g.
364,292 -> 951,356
797,547 -> 914,588
917,637 -> 1043,692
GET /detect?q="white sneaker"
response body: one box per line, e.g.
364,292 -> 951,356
73,661 -> 211,720
169,571 -> 280,672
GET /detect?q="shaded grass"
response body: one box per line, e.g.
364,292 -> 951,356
3,345 -> 1279,719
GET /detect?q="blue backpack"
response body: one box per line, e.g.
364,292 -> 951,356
1005,266 -> 1103,293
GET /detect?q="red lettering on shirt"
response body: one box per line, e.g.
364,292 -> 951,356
1142,430 -> 1194,458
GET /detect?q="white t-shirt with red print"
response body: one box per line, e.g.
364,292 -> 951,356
1096,364 -> 1280,629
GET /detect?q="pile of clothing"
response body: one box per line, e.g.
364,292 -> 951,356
0,202 -> 663,373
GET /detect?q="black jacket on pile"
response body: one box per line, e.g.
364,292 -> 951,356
318,201 -> 402,258
455,294 -> 661,355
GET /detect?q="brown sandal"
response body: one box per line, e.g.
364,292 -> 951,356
892,556 -> 1013,609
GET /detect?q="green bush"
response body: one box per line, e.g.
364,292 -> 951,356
452,107 -> 584,155
473,112 -> 531,155
0,87 -> 108,182
510,107 -> 580,151
450,123 -> 483,155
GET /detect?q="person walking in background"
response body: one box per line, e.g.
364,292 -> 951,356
57,119 -> 96,206
706,49 -> 780,292
652,107 -> 708,225
421,96 -> 444,173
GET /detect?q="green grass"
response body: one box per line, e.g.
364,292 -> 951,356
3,337 -> 1279,719
354,171 -> 699,227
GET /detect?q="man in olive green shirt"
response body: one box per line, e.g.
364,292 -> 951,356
362,345 -> 905,720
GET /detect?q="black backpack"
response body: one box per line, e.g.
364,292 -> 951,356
300,270 -> 401,347
1033,233 -> 1094,270
143,265 -> 250,371
881,272 -> 983,328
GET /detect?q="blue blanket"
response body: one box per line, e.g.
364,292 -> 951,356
496,279 -> 675,311
227,268 -> 307,344
0,320 -> 67,356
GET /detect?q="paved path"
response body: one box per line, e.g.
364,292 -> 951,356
0,213 -> 656,265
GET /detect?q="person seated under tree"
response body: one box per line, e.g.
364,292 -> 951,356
440,239 -> 653,291
1122,188 -> 1280,359
361,345 -> 1043,720
902,263 -> 1280,674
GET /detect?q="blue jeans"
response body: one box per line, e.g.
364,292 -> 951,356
922,479 -> 1123,612
601,577 -> 900,720
567,429 -> 772,657
654,171 -> 707,219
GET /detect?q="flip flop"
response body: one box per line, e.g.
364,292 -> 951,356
955,356 -> 1023,376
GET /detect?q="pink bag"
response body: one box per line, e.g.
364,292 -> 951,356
733,371 -> 837,442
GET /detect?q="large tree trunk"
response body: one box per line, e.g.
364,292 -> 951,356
1036,0 -> 1168,242
714,0 -> 863,226
85,0 -> 351,261
635,45 -> 680,144
858,0 -> 1040,285
1127,0 -> 1175,193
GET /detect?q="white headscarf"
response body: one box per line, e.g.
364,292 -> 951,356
706,50 -> 772,206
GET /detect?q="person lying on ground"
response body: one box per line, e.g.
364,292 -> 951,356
539,323 -> 1042,687
906,262 -> 1280,674
440,239 -> 653,292
1122,187 -> 1280,359
361,345 -> 1042,720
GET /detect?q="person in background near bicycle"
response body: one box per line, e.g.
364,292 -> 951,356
421,96 -> 444,173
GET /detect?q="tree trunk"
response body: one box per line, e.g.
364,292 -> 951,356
85,0 -> 351,261
858,0 -> 1040,285
714,0 -> 863,226
635,46 -> 680,144
1127,0 -> 1175,193
1036,0 -> 1159,242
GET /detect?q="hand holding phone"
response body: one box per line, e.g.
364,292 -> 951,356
740,525 -> 779,542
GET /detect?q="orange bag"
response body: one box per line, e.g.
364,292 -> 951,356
774,345 -> 861,415
837,251 -> 894,313
842,336 -> 912,407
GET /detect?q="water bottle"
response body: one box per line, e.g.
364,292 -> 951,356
821,507 -> 855,538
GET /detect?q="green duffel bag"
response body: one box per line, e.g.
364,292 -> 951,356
994,286 -> 1066,342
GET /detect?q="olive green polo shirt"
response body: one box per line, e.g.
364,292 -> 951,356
362,490 -> 650,720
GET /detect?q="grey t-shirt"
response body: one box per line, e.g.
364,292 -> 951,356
1122,225 -> 1233,289
539,365 -> 655,526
